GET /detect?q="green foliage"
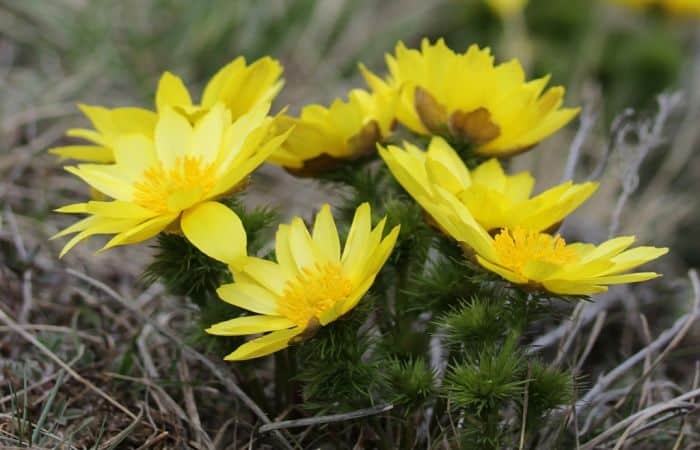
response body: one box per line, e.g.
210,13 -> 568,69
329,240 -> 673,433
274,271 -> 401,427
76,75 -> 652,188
222,197 -> 281,256
439,297 -> 507,354
445,338 -> 526,415
144,233 -> 230,305
296,299 -> 387,411
386,357 -> 436,412
522,362 -> 574,431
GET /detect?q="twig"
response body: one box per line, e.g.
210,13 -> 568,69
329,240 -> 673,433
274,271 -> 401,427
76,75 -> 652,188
0,304 -> 141,423
580,388 -> 700,449
258,404 -> 394,433
671,361 -> 699,450
528,292 -> 619,355
577,269 -> 700,412
608,93 -> 682,238
4,205 -> 32,324
588,108 -> 635,181
65,268 -> 296,450
561,105 -> 597,183
519,365 -> 532,450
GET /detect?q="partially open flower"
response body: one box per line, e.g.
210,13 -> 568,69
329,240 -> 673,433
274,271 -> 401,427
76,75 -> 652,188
362,38 -> 579,157
206,203 -> 400,361
380,137 -> 597,233
415,186 -> 668,295
53,102 -> 290,257
612,0 -> 700,16
267,89 -> 396,176
50,56 -> 284,163
485,0 -> 528,18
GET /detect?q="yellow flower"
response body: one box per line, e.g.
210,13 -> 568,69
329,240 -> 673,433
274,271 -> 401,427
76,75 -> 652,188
380,137 -> 598,233
413,186 -> 667,295
485,0 -> 528,17
50,56 -> 284,163
267,88 -> 396,175
53,102 -> 290,258
362,38 -> 579,157
206,203 -> 400,361
612,0 -> 700,16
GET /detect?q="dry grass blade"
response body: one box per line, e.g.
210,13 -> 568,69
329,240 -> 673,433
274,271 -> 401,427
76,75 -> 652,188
577,269 -> 700,412
65,268 -> 297,450
580,387 -> 700,449
0,304 -> 142,424
258,404 -> 394,433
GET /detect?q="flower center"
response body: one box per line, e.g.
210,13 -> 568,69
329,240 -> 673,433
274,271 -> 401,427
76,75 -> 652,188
277,262 -> 353,328
493,227 -> 579,275
133,156 -> 217,213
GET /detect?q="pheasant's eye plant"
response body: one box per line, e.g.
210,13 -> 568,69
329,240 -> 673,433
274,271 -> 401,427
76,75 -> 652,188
49,37 -> 673,449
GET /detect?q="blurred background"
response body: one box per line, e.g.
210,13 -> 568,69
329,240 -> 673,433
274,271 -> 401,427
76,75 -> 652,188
1,0 -> 699,447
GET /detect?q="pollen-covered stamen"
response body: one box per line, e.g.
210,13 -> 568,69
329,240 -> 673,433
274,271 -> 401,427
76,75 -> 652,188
277,262 -> 353,328
494,227 -> 579,276
133,155 -> 217,213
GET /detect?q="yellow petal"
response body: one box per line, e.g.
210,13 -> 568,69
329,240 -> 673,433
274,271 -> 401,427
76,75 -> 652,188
181,201 -> 247,267
476,255 -> 528,284
541,280 -> 608,295
65,165 -> 133,201
56,216 -> 140,257
49,145 -> 114,163
471,159 -> 507,192
590,272 -> 661,284
101,213 -> 178,250
54,203 -> 89,214
85,201 -> 157,219
192,103 -> 226,164
217,281 -> 280,315
206,315 -> 294,336
288,216 -> 319,270
312,204 -> 341,263
66,128 -> 107,146
581,236 -> 636,264
155,107 -> 193,169
112,134 -> 157,176
240,257 -> 288,296
223,327 -> 303,361
341,202 -> 372,266
275,224 -> 300,280
156,72 -> 193,112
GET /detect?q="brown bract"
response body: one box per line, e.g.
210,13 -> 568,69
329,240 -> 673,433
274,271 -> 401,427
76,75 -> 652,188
414,87 -> 502,148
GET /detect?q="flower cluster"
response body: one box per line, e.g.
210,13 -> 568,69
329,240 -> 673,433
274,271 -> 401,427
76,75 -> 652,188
52,39 -> 667,364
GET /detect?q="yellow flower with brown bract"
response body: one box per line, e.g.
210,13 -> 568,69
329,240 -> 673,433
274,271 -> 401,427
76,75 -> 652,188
267,88 -> 396,176
206,203 -> 400,361
380,137 -> 598,233
362,38 -> 579,157
53,101 -> 290,258
50,56 -> 284,163
612,0 -> 700,16
417,186 -> 668,295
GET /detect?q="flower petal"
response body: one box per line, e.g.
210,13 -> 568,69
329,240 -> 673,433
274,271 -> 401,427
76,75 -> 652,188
312,204 -> 341,263
223,327 -> 303,361
217,281 -> 280,315
206,315 -> 294,336
181,201 -> 247,268
156,72 -> 193,112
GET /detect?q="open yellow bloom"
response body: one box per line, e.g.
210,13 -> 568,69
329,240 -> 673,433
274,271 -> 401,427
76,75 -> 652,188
486,0 -> 528,17
267,88 -> 396,175
380,137 -> 597,233
362,38 -> 579,157
50,56 -> 283,163
417,187 -> 668,295
206,203 -> 399,361
53,102 -> 290,258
